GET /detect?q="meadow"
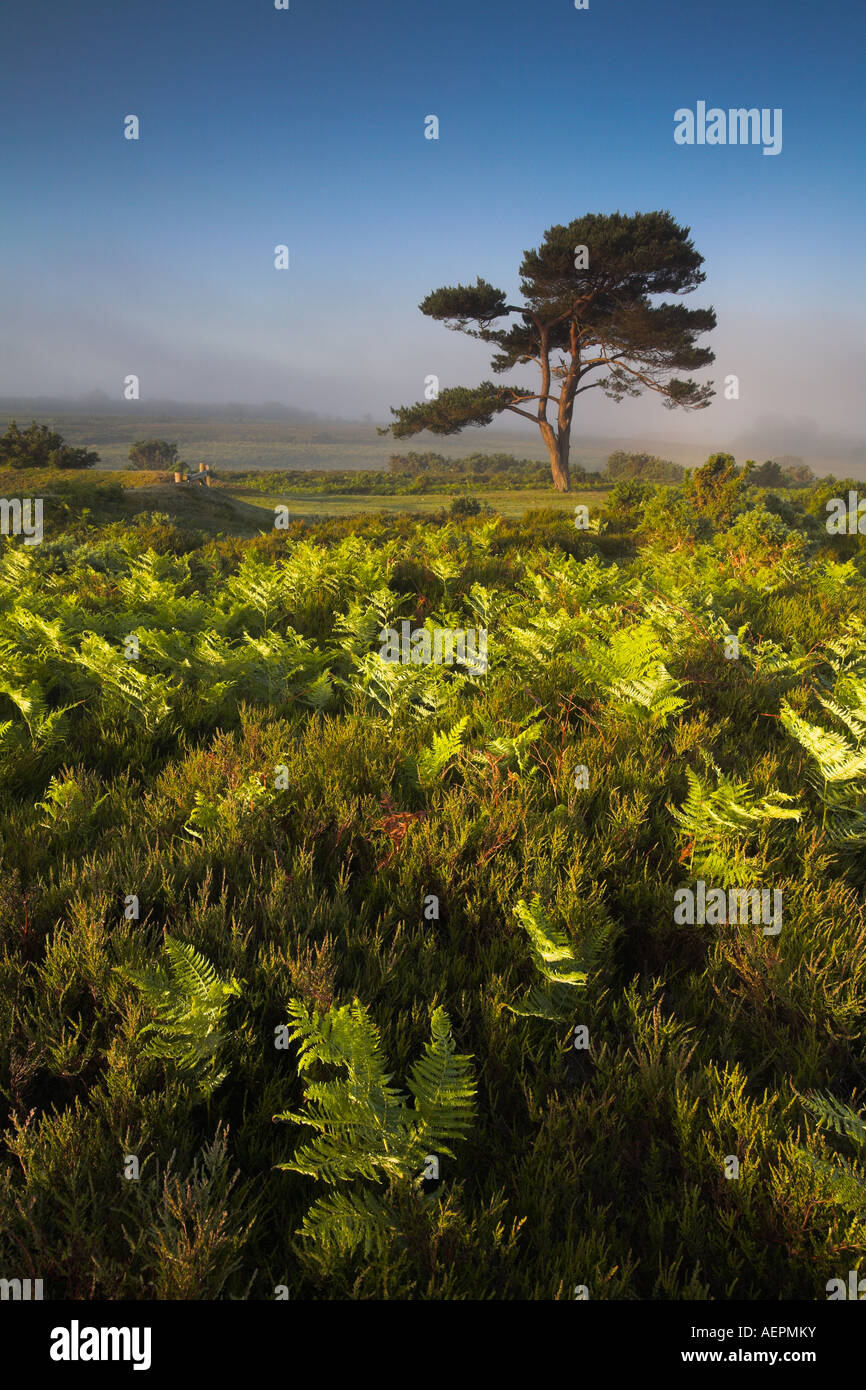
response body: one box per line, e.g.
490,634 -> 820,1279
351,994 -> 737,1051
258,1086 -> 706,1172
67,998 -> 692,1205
0,465 -> 865,1299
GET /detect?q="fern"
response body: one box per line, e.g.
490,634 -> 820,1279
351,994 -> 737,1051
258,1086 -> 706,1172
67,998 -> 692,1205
37,774 -> 108,832
780,692 -> 866,844
795,1093 -> 866,1214
295,1187 -> 396,1259
668,758 -> 800,880
411,716 -> 469,789
824,617 -> 866,681
582,624 -> 687,728
609,663 -> 686,725
478,716 -> 546,777
507,896 -> 595,1023
346,650 -> 453,723
0,679 -> 78,750
333,588 -> 405,658
407,1006 -> 477,1150
120,936 -> 243,1099
275,1000 -> 475,1258
73,634 -> 174,733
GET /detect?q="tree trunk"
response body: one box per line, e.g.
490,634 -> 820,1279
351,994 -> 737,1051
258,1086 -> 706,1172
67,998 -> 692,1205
546,432 -> 570,492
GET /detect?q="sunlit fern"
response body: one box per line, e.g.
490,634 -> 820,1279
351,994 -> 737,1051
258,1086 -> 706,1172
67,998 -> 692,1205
668,756 -> 801,880
275,1000 -> 475,1259
407,716 -> 469,790
780,685 -> 866,844
582,623 -> 687,728
120,936 -> 243,1100
507,896 -> 600,1023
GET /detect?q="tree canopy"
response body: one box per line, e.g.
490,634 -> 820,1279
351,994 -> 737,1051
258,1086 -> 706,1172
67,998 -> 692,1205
128,439 -> 180,471
604,450 -> 685,484
0,420 -> 99,470
382,211 -> 716,491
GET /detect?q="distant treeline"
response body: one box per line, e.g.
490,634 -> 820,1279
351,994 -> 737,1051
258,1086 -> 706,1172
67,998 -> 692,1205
224,461 -> 566,495
215,451 -> 822,496
386,451 -> 568,489
603,450 -> 816,488
387,449 -> 818,489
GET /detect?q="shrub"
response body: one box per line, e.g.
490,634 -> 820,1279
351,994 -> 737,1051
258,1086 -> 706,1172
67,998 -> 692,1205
0,419 -> 99,470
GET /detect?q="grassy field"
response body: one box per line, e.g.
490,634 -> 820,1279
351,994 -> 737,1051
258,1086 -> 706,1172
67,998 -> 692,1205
221,486 -> 605,520
0,467 -> 610,535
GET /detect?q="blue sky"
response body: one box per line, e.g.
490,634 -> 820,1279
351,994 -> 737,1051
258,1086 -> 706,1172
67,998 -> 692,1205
2,0 -> 864,449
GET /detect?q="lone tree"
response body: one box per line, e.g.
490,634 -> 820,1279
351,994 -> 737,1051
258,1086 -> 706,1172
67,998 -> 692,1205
128,438 -> 180,471
382,211 -> 716,492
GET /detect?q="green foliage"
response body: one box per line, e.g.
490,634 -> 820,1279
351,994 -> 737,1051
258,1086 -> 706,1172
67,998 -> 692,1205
480,715 -> 545,775
120,936 -> 243,1099
411,716 -> 469,789
386,382 -> 527,439
0,419 -> 99,470
387,450 -> 562,487
275,1000 -> 476,1258
795,1093 -> 866,1214
1,476 -> 865,1299
604,450 -> 684,484
449,494 -> 483,517
507,896 -> 597,1022
780,681 -> 866,844
581,623 -> 688,728
669,757 -> 801,880
129,439 -> 181,471
688,453 -> 752,525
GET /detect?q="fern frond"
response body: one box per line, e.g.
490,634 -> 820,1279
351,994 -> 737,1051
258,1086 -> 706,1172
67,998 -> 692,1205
507,896 -> 592,1021
407,1007 -> 476,1149
795,1092 -> 866,1213
296,1189 -> 397,1258
780,697 -> 866,843
668,761 -> 800,878
276,999 -> 415,1183
120,936 -> 242,1099
478,716 -> 545,774
413,717 -> 469,789
275,998 -> 476,1258
802,1092 -> 866,1146
780,702 -> 866,784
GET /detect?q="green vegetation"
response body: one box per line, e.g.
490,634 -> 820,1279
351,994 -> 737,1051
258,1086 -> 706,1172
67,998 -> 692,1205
604,449 -> 686,484
119,937 -> 244,1101
0,460 -> 865,1299
129,439 -> 181,471
275,1001 -> 476,1260
225,458 -> 571,495
0,420 -> 99,471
